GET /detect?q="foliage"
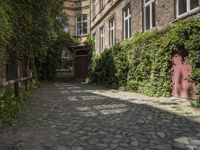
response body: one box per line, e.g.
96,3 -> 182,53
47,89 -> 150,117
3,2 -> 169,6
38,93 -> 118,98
126,30 -> 172,96
88,44 -> 129,88
0,0 -> 75,81
88,18 -> 200,99
0,86 -> 29,129
0,0 -> 12,63
0,0 -> 76,129
84,35 -> 95,58
191,99 -> 200,108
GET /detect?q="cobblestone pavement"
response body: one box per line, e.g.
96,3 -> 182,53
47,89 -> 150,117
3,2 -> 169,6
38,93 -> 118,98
0,82 -> 200,150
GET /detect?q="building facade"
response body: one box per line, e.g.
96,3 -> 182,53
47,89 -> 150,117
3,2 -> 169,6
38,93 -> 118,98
90,0 -> 200,52
64,0 -> 200,98
64,0 -> 91,44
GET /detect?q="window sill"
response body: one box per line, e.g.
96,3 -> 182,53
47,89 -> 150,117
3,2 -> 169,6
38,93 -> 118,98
173,8 -> 200,23
144,26 -> 157,33
74,35 -> 88,37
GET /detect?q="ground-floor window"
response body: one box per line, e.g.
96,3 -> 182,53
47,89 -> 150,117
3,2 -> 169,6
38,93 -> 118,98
109,17 -> 115,47
144,0 -> 156,31
57,50 -> 71,71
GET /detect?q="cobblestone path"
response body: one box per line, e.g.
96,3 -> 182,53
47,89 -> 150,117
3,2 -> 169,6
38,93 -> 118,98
0,82 -> 200,150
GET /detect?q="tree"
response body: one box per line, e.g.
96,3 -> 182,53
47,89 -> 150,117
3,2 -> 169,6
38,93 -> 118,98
0,0 -> 75,80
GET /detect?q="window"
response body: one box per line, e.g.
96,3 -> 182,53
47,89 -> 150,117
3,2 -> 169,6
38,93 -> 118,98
144,0 -> 156,31
76,14 -> 88,36
123,6 -> 131,40
109,18 -> 115,47
100,0 -> 104,11
60,50 -> 70,71
176,0 -> 199,17
99,26 -> 104,51
92,0 -> 96,18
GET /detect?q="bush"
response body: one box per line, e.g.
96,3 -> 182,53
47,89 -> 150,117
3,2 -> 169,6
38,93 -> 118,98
88,44 -> 129,88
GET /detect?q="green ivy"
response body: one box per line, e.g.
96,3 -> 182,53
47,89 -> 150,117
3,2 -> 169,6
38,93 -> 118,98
88,18 -> 200,101
88,44 -> 129,88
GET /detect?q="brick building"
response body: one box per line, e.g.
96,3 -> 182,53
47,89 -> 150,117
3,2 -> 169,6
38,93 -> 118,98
90,0 -> 199,52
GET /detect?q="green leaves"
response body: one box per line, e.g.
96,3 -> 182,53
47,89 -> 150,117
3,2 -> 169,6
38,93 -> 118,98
88,45 -> 128,88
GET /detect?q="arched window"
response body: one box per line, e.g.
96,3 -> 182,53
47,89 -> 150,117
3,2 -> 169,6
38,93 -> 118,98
76,14 -> 88,36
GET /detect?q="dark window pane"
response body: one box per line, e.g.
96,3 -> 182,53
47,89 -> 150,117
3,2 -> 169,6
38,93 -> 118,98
83,14 -> 87,21
190,0 -> 199,10
83,22 -> 87,34
77,23 -> 82,35
125,20 -> 128,39
77,16 -> 82,22
145,5 -> 150,30
178,0 -> 187,15
83,28 -> 87,34
152,2 -> 156,27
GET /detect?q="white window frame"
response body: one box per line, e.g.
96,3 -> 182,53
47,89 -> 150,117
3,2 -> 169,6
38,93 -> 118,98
144,0 -> 155,31
109,18 -> 115,47
76,14 -> 88,36
123,6 -> 131,40
99,26 -> 104,51
176,0 -> 199,18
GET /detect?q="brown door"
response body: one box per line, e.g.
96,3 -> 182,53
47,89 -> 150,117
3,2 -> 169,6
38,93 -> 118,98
172,51 -> 197,99
75,56 -> 89,79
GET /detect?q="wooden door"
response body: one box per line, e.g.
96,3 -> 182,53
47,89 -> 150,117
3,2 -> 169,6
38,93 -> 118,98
74,56 -> 89,79
172,51 -> 197,99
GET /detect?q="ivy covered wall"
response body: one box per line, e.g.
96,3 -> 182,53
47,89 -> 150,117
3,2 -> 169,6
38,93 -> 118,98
87,18 -> 200,100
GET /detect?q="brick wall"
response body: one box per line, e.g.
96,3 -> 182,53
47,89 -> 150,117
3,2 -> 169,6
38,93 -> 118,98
90,0 -> 200,52
91,0 -> 131,52
156,0 -> 175,27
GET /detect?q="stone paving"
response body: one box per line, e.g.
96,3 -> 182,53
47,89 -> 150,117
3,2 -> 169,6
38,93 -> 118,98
0,82 -> 200,150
